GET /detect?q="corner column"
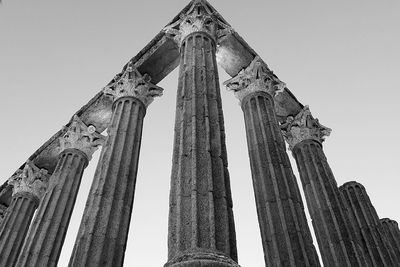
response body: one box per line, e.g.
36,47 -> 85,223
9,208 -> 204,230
340,182 -> 398,266
225,57 -> 320,266
0,161 -> 49,266
69,64 -> 163,267
380,218 -> 400,262
165,3 -> 238,266
16,116 -> 105,267
281,106 -> 365,266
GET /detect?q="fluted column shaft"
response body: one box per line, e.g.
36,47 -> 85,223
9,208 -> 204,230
0,193 -> 39,266
0,203 -> 7,225
166,32 -> 238,267
381,218 -> 400,262
292,139 -> 364,266
340,182 -> 398,266
69,96 -> 146,266
16,149 -> 88,267
241,92 -> 320,266
0,161 -> 48,266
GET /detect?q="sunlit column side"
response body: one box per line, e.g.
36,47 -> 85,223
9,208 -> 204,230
0,161 -> 49,266
224,56 -> 320,266
281,106 -> 367,266
16,116 -> 105,267
340,182 -> 399,266
69,63 -> 163,267
164,2 -> 239,266
380,218 -> 400,263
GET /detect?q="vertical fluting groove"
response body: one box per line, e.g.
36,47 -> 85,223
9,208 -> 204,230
202,41 -> 216,250
0,194 -> 38,267
69,97 -> 145,267
166,32 -> 237,267
340,183 -> 397,266
241,92 -> 320,266
16,150 -> 87,267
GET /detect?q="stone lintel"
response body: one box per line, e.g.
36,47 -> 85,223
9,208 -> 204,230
281,105 -> 331,150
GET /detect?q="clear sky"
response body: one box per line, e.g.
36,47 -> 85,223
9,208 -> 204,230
1,0 -> 399,266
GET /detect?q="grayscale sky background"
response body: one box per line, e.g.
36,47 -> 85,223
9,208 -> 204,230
1,0 -> 399,266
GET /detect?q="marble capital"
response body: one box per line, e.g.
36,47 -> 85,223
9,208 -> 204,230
103,62 -> 163,107
8,161 -> 49,202
224,56 -> 286,102
59,115 -> 106,160
163,0 -> 232,45
281,106 -> 331,150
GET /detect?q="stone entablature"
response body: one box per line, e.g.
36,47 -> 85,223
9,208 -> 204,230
8,161 -> 49,202
60,115 -> 106,160
164,0 -> 232,45
224,56 -> 286,102
281,105 -> 331,150
103,62 -> 163,107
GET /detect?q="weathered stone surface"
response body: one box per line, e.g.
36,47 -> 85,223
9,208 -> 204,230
16,118 -> 103,267
381,218 -> 400,263
16,149 -> 88,267
281,106 -> 365,266
166,3 -> 238,267
340,182 -> 398,266
225,58 -> 320,266
0,182 -> 12,226
0,162 -> 49,267
69,68 -> 162,266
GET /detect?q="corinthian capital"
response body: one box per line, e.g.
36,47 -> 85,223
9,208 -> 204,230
59,115 -> 106,160
163,0 -> 232,45
103,62 -> 163,107
224,56 -> 286,102
8,161 -> 49,201
281,106 -> 331,150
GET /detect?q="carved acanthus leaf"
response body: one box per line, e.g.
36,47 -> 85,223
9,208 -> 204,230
163,0 -> 232,45
8,160 -> 49,200
224,56 -> 286,102
103,62 -> 163,107
59,115 -> 106,160
281,106 -> 331,150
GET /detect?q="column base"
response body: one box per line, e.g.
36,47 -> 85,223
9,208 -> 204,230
165,250 -> 240,267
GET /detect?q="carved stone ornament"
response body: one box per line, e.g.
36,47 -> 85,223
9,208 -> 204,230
163,0 -> 232,45
59,115 -> 106,160
8,160 -> 50,200
224,56 -> 286,102
103,62 -> 163,107
281,106 -> 332,150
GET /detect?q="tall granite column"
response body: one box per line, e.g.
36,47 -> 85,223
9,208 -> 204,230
0,161 -> 49,266
164,3 -> 238,267
381,218 -> 400,262
69,64 -> 163,267
16,116 -> 105,267
281,106 -> 365,266
224,56 -> 320,266
340,182 -> 398,266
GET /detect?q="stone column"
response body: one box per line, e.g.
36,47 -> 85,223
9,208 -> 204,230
69,63 -> 163,267
0,183 -> 12,226
380,218 -> 400,262
340,182 -> 398,266
16,116 -> 105,267
164,3 -> 238,267
224,57 -> 320,267
281,106 -> 365,266
0,161 -> 49,266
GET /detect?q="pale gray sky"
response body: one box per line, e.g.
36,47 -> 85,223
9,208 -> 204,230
1,0 -> 399,266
